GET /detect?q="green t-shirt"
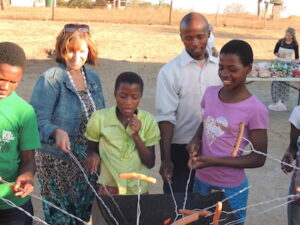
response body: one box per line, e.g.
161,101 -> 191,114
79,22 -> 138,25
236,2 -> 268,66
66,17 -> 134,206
0,92 -> 41,209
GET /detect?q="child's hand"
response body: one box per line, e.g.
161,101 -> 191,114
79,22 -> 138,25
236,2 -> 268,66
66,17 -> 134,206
12,174 -> 34,198
128,114 -> 141,137
186,139 -> 201,156
281,151 -> 294,174
86,151 -> 100,175
188,155 -> 214,170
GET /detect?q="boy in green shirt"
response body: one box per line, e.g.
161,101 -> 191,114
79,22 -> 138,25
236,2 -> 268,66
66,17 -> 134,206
0,42 -> 41,225
85,72 -> 160,195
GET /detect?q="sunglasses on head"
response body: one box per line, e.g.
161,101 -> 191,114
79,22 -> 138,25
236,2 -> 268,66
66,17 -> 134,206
63,24 -> 90,34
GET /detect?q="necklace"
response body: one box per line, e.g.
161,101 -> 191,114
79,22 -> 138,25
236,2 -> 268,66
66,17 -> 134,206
67,67 -> 97,119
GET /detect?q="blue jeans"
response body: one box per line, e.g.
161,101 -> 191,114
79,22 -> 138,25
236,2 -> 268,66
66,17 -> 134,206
193,177 -> 249,224
0,200 -> 33,225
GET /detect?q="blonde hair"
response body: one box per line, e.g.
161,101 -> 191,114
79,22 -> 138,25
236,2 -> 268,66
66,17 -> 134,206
55,29 -> 98,65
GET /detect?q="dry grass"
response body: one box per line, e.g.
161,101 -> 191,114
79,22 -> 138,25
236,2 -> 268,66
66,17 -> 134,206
1,6 -> 300,30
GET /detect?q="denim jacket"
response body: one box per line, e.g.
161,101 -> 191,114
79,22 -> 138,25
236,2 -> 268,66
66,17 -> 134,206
30,64 -> 105,160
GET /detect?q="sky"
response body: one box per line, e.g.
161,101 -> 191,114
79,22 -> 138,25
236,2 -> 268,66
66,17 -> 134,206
146,0 -> 300,17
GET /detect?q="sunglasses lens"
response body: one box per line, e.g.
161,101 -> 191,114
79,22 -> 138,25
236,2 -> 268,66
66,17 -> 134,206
64,24 -> 89,33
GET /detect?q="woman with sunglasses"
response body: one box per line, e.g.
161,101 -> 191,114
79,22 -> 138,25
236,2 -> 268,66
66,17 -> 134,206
30,24 -> 105,225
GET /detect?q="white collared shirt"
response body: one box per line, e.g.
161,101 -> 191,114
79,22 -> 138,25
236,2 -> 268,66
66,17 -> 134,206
155,48 -> 222,144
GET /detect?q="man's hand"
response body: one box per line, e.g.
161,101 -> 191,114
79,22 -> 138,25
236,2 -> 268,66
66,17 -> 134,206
12,174 -> 34,198
160,160 -> 173,183
281,151 -> 294,174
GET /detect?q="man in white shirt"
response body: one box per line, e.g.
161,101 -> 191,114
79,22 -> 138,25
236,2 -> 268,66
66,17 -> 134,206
155,12 -> 222,193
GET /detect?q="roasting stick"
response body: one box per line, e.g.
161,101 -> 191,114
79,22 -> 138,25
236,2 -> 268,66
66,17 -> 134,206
68,152 -> 119,225
0,196 -> 49,225
119,173 -> 156,225
168,180 -> 180,221
94,174 -> 129,225
231,123 -> 245,157
0,176 -> 88,224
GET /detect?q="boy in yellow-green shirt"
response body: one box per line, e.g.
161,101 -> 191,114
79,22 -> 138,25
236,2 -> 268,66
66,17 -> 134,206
85,72 -> 160,195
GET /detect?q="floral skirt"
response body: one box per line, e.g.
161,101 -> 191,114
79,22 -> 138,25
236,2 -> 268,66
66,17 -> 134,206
35,150 -> 96,225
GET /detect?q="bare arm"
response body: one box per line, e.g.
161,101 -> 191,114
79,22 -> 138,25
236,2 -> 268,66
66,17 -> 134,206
13,150 -> 36,198
129,115 -> 155,169
189,129 -> 268,169
158,121 -> 174,181
281,124 -> 300,173
86,140 -> 100,174
187,123 -> 203,155
274,40 -> 281,56
132,135 -> 155,169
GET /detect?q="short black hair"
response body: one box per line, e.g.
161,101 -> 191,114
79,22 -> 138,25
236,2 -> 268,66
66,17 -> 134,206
0,42 -> 26,69
220,40 -> 253,66
114,72 -> 144,94
180,12 -> 209,31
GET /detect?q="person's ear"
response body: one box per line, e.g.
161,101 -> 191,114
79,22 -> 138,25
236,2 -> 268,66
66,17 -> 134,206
246,64 -> 253,75
180,32 -> 184,41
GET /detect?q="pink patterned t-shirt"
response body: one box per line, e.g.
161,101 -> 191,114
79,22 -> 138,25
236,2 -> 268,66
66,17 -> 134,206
195,86 -> 269,187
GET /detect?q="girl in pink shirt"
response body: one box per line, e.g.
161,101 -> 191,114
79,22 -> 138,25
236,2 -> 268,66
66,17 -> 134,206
187,40 -> 269,223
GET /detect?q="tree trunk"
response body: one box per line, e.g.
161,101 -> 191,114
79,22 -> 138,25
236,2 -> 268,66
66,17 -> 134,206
1,0 -> 5,10
168,0 -> 173,25
258,0 -> 262,17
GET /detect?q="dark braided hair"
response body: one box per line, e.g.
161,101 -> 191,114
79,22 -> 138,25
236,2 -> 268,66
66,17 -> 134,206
0,42 -> 26,69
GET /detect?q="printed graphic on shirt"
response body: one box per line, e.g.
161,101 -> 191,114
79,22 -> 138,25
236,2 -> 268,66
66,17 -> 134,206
204,116 -> 228,145
0,130 -> 14,153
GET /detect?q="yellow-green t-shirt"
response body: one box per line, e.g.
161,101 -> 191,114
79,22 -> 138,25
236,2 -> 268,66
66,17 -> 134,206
85,106 -> 160,195
0,92 -> 41,209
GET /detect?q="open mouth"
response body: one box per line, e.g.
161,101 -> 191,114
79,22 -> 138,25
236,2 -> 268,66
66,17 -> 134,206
222,80 -> 232,85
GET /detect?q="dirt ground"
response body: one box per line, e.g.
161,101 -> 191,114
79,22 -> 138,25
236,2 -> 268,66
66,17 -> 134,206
1,19 -> 298,224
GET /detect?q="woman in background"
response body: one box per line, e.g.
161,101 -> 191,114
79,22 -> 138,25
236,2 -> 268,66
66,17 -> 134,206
269,27 -> 299,111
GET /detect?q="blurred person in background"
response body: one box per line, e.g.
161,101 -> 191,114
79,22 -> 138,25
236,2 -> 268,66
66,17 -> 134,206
269,27 -> 299,111
207,24 -> 219,58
